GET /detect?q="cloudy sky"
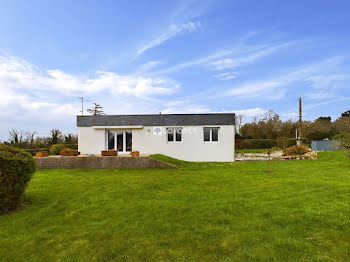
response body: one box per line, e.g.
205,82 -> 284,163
1,0 -> 350,140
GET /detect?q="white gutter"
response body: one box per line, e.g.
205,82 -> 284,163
92,125 -> 144,129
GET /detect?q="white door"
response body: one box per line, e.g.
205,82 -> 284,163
107,130 -> 132,153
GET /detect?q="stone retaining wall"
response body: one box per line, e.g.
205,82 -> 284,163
35,156 -> 177,169
235,151 -> 317,161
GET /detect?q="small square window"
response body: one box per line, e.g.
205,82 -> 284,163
203,128 -> 219,142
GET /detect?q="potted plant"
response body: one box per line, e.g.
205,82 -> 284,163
101,150 -> 118,156
35,151 -> 49,157
130,151 -> 140,156
60,148 -> 79,157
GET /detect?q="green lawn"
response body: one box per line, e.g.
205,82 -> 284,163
0,152 -> 349,261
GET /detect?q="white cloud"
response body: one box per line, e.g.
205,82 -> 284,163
211,58 -> 238,70
0,55 -> 179,96
233,108 -> 266,117
136,21 -> 200,56
138,60 -> 162,72
153,40 -> 294,75
226,56 -> 348,99
213,72 -> 237,80
211,42 -> 292,71
0,54 -> 180,120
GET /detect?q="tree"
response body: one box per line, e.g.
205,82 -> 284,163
334,133 -> 350,159
87,102 -> 105,116
304,116 -> 335,140
8,129 -> 24,145
334,117 -> 350,134
50,129 -> 62,145
235,114 -> 244,135
341,110 -> 350,118
25,131 -> 38,148
64,134 -> 78,144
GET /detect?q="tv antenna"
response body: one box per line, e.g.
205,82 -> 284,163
76,97 -> 84,116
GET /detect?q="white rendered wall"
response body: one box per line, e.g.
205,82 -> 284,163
133,125 -> 234,162
78,127 -> 106,155
78,125 -> 235,162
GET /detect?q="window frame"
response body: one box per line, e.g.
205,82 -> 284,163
166,127 -> 183,143
203,127 -> 220,142
106,130 -> 132,152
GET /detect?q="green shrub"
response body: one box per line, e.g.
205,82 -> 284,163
245,139 -> 277,149
64,144 -> 78,150
0,145 -> 36,214
240,140 -> 251,149
333,133 -> 350,159
23,148 -> 50,156
283,145 -> 309,156
277,137 -> 288,149
49,144 -> 74,155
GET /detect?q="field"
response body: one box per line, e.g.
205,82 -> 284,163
0,151 -> 349,261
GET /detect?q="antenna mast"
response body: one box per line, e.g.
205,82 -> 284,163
76,97 -> 84,116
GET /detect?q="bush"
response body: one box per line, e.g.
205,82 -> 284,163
23,148 -> 49,156
283,145 -> 309,156
240,140 -> 251,149
60,148 -> 79,156
245,139 -> 277,149
333,133 -> 350,159
0,145 -> 36,214
50,144 -> 77,155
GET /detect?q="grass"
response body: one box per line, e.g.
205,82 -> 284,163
0,151 -> 349,261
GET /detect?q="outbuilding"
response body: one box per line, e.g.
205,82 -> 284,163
77,113 -> 235,162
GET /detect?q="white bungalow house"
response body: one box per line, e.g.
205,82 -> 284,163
77,113 -> 235,162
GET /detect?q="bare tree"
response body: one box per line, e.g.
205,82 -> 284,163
9,129 -> 24,145
235,114 -> 244,135
25,131 -> 38,147
50,129 -> 62,144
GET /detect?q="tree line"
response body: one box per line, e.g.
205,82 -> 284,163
3,129 -> 77,149
237,110 -> 350,141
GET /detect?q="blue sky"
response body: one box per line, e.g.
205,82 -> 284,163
1,0 -> 350,140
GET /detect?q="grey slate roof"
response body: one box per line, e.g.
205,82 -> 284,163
77,113 -> 235,127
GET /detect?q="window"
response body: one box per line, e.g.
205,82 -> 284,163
203,128 -> 219,142
167,128 -> 182,142
107,130 -> 115,150
106,130 -> 132,152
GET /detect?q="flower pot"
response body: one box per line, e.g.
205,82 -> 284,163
101,150 -> 118,156
130,151 -> 140,157
36,151 -> 49,157
60,150 -> 79,156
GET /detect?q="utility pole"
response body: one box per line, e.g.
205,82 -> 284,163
297,97 -> 302,145
76,97 -> 84,116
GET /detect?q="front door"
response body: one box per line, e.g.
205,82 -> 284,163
107,130 -> 132,153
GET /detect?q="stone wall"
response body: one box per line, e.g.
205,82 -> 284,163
35,156 -> 177,169
235,151 -> 317,161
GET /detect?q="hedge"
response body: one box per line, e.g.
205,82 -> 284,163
236,139 -> 277,149
236,138 -> 311,149
50,144 -> 78,155
0,145 -> 36,214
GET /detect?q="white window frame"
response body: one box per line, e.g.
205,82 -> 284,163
105,130 -> 132,153
166,127 -> 182,143
203,127 -> 220,142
